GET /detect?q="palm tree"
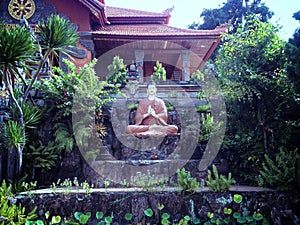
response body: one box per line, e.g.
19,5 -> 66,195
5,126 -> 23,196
0,22 -> 37,179
0,22 -> 37,126
0,14 -> 78,179
24,14 -> 79,101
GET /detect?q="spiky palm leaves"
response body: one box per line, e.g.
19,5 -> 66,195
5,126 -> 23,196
24,14 -> 79,100
0,14 -> 78,178
0,23 -> 37,174
0,23 -> 37,87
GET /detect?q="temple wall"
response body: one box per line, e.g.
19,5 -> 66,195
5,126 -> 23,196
45,0 -> 91,31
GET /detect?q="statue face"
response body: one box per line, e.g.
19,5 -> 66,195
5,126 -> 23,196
147,84 -> 157,96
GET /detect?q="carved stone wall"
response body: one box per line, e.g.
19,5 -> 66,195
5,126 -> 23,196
16,190 -> 300,225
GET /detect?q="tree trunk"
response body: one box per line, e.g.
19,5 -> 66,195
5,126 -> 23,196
5,69 -> 25,179
7,147 -> 16,181
0,150 -> 2,182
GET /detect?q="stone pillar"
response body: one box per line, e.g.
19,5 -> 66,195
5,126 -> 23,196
182,50 -> 190,81
135,50 -> 144,83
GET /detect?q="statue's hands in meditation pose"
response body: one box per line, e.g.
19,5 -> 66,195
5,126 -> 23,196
125,81 -> 178,137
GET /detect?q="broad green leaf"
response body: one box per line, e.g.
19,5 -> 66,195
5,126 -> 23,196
104,216 -> 112,224
74,212 -> 83,221
253,212 -> 263,221
96,211 -> 104,220
184,215 -> 191,221
37,220 -> 45,225
161,213 -> 170,220
51,215 -> 61,224
237,217 -> 247,224
161,218 -> 169,225
233,194 -> 243,204
124,213 -> 132,221
157,203 -> 165,211
193,218 -> 201,224
233,212 -> 241,219
224,207 -> 232,215
144,208 -> 153,217
79,214 -> 91,224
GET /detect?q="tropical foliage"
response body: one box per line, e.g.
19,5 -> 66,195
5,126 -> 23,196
189,0 -> 273,33
0,181 -> 37,224
151,60 -> 166,81
38,59 -> 116,166
214,15 -> 298,185
0,14 -> 78,180
260,148 -> 298,190
106,55 -> 127,84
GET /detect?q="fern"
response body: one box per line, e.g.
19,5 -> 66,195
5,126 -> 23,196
73,123 -> 93,149
206,164 -> 236,192
260,148 -> 297,190
176,168 -> 199,193
53,122 -> 74,152
25,141 -> 58,172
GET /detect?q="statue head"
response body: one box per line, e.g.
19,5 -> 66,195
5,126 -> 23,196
146,80 -> 157,97
129,63 -> 136,72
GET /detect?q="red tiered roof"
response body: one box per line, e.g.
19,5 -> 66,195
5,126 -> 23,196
72,1 -> 227,76
93,24 -> 227,38
105,6 -> 172,24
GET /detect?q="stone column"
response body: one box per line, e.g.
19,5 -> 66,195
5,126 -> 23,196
135,50 -> 144,83
182,50 -> 190,81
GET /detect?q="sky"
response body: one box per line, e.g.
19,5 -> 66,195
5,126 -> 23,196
106,0 -> 299,41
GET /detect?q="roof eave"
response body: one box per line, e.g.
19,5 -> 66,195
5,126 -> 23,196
92,34 -> 222,41
77,0 -> 107,26
107,17 -> 168,25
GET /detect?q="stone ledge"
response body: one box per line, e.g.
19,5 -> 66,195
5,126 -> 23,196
16,188 -> 299,225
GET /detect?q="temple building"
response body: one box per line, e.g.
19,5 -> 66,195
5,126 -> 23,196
0,0 -> 227,81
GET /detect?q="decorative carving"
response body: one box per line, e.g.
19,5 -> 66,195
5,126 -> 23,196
135,50 -> 144,83
182,50 -> 190,81
125,80 -> 139,96
67,46 -> 87,59
8,0 -> 36,20
79,40 -> 95,51
1,0 -> 56,23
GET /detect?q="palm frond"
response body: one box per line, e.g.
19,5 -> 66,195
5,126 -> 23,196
2,120 -> 26,148
0,24 -> 37,69
37,14 -> 78,53
10,103 -> 43,129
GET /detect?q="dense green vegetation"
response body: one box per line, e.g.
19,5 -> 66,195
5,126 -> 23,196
214,15 -> 299,188
189,0 -> 273,33
0,1 -> 299,223
189,0 -> 300,190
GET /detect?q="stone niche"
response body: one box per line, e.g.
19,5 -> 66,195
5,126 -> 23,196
100,82 -> 201,162
69,81 -> 229,191
83,82 -> 206,186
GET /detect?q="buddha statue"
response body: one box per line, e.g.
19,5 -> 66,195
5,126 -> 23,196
125,81 -> 178,136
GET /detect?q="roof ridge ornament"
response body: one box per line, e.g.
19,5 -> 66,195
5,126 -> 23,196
215,21 -> 230,33
162,5 -> 174,15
